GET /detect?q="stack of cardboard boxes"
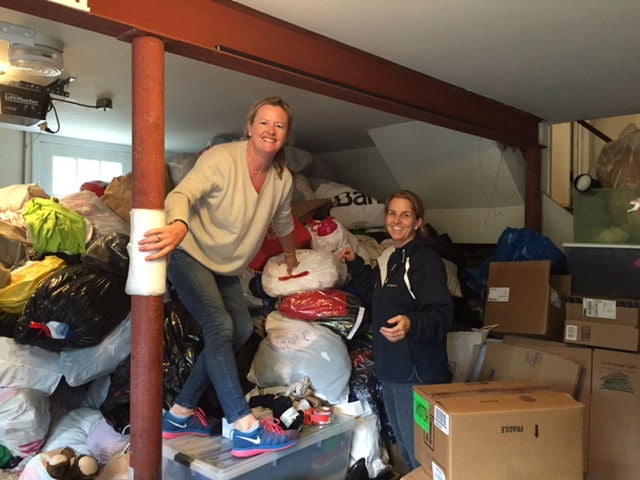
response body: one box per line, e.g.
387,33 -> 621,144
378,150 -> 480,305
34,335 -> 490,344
404,257 -> 639,480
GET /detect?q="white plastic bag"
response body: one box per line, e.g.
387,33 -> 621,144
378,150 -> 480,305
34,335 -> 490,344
0,338 -> 62,394
86,417 -> 130,465
59,314 -> 131,387
42,407 -> 103,455
0,388 -> 50,457
261,249 -> 347,297
313,181 -> 385,229
447,326 -> 492,383
247,311 -> 351,404
307,217 -> 371,264
307,217 -> 350,253
348,413 -> 391,478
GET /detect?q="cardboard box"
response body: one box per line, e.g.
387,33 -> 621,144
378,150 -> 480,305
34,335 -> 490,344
502,335 -> 592,470
414,386 -> 584,480
402,466 -> 430,480
564,319 -> 639,352
291,198 -> 332,224
413,380 -> 549,480
248,215 -> 311,271
478,342 -> 582,396
566,296 -> 640,325
588,349 -> 640,480
565,296 -> 640,351
0,220 -> 30,268
483,260 -> 567,340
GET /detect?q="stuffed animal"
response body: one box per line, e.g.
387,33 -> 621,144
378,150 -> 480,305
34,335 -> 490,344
46,446 -> 100,480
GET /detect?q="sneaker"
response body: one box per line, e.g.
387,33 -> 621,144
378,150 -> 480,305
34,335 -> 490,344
231,417 -> 300,458
162,408 -> 214,439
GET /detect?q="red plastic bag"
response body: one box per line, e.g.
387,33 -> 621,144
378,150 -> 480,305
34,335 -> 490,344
278,289 -> 349,320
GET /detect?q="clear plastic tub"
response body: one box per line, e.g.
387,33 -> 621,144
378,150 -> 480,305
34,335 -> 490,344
162,414 -> 355,480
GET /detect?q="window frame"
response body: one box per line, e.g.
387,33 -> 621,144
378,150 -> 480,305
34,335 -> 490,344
31,135 -> 132,197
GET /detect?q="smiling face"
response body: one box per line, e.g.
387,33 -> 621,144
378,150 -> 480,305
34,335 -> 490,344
246,104 -> 289,157
385,197 -> 423,248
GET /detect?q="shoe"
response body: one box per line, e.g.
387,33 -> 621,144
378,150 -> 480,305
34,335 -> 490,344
162,408 -> 214,439
231,417 -> 300,458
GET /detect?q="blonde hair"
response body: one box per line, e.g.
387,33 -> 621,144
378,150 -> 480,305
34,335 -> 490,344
245,96 -> 294,177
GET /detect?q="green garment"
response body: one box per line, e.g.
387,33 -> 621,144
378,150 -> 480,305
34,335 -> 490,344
0,444 -> 12,468
22,198 -> 87,254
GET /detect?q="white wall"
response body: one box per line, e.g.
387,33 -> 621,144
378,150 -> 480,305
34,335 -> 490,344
368,121 -> 525,209
314,121 -> 535,244
542,192 -> 575,251
0,129 -> 25,187
427,206 -> 525,244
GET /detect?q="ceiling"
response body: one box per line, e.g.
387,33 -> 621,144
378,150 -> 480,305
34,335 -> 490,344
1,0 -> 639,155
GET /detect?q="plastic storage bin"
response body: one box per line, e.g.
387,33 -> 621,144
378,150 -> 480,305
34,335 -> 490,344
572,188 -> 640,244
162,414 -> 355,480
563,242 -> 640,298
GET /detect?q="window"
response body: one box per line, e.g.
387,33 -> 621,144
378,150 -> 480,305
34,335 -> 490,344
31,135 -> 132,198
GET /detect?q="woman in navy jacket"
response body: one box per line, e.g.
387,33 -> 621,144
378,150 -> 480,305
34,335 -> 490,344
340,189 -> 453,471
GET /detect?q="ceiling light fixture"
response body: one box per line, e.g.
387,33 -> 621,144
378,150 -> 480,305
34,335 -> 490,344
9,33 -> 64,77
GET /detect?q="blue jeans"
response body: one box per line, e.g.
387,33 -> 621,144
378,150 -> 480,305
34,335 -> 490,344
167,249 -> 254,423
381,380 -> 420,471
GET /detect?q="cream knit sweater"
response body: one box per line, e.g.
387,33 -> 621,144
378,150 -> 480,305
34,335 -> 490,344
165,141 -> 294,275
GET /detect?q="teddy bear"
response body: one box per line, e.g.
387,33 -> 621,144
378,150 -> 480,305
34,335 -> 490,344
45,446 -> 101,480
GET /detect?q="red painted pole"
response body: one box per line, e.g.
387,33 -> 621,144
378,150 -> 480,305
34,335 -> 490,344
130,34 -> 166,480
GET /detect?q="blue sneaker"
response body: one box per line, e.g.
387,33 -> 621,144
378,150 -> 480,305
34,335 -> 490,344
162,408 -> 214,439
231,417 -> 300,458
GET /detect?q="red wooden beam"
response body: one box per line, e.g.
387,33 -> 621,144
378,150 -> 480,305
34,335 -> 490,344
1,0 -> 541,148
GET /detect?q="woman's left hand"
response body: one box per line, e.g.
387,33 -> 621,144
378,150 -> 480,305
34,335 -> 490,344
139,221 -> 188,261
380,315 -> 411,343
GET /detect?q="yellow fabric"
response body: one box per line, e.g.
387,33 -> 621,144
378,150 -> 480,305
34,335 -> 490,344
0,256 -> 66,313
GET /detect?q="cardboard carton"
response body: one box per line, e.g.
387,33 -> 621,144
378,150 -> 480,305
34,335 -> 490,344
414,385 -> 584,480
413,380 -> 549,479
564,296 -> 640,352
502,335 -> 592,470
402,466 -> 430,479
483,260 -> 568,340
477,342 -> 582,396
564,319 -> 639,352
588,349 -> 640,480
566,296 -> 640,325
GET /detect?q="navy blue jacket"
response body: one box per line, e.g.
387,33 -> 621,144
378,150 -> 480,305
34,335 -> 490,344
347,235 -> 453,384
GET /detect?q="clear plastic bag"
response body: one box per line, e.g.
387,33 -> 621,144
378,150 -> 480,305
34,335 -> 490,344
592,123 -> 640,188
247,311 -> 351,404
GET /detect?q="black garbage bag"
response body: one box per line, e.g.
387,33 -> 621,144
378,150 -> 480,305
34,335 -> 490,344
101,296 -> 204,431
0,311 -> 19,338
163,295 -> 204,410
100,354 -> 131,434
81,232 -> 130,276
14,263 -> 131,351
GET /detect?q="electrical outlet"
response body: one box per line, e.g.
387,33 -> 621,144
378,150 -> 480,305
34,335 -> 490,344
96,98 -> 113,110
